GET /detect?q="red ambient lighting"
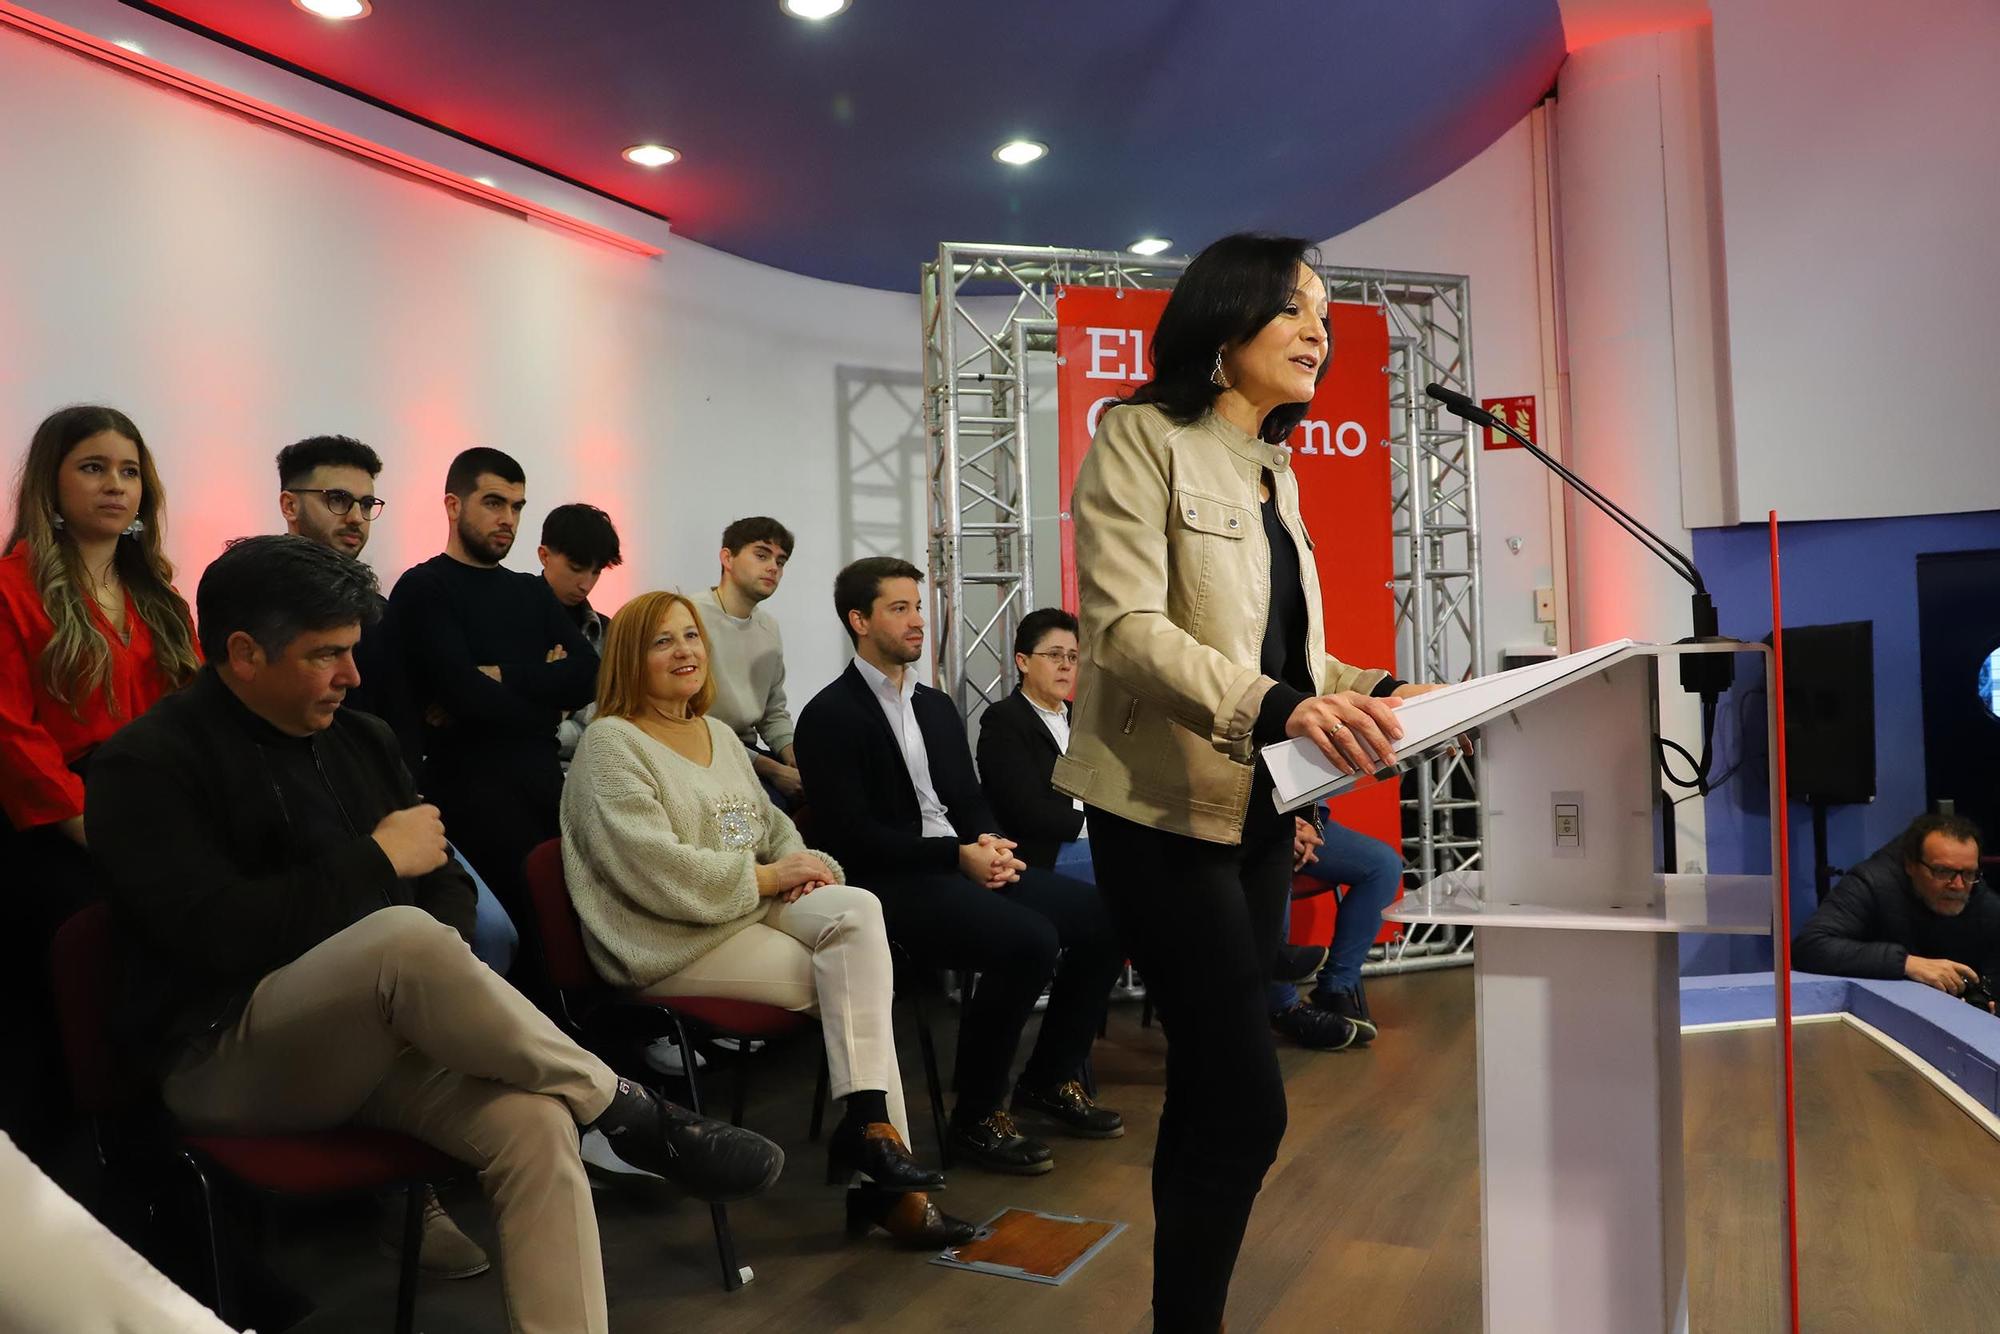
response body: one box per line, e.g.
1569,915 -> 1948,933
0,0 -> 662,258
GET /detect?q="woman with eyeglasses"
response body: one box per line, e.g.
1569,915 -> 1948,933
975,608 -> 1090,872
0,405 -> 200,1159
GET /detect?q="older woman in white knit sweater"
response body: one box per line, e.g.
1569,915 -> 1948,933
560,591 -> 972,1247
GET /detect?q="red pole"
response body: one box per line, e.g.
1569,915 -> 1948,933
1767,510 -> 1801,1332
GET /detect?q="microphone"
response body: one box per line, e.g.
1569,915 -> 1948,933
1423,383 -> 1733,705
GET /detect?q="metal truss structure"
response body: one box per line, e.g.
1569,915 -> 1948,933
919,243 -> 1484,972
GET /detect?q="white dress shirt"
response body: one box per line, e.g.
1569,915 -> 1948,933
853,655 -> 959,839
1025,693 -> 1086,814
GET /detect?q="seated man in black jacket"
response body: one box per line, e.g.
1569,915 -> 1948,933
1795,812 -> 2000,1003
976,607 -> 1087,872
86,536 -> 781,1334
796,559 -> 1124,1176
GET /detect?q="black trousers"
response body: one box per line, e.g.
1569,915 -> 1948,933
429,760 -> 560,993
865,865 -> 1121,1119
1088,800 -> 1293,1334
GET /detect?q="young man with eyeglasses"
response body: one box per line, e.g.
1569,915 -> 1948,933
1795,812 -> 2000,1006
975,608 -> 1088,871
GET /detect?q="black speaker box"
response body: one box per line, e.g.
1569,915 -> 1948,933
1771,620 -> 1876,805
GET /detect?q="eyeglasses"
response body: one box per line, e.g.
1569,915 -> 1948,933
1921,862 -> 1984,888
290,488 -> 386,519
1030,649 -> 1080,666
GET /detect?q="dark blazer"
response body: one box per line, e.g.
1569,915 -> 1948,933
86,669 -> 476,1066
794,661 -> 995,878
976,687 -> 1085,869
1794,839 -> 2000,980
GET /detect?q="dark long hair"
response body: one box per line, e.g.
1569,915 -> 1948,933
6,406 -> 200,711
1126,233 -> 1331,444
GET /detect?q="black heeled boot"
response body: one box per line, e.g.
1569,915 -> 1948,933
825,1118 -> 946,1192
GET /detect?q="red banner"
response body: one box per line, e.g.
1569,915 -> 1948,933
1054,287 -> 1401,944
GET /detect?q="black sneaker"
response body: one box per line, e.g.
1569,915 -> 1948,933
1271,1001 -> 1359,1051
1309,986 -> 1379,1044
1272,943 -> 1330,985
590,1078 -> 785,1202
948,1109 -> 1054,1175
1012,1078 -> 1124,1139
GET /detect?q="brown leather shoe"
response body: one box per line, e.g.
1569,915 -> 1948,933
825,1120 -> 946,1191
845,1187 -> 979,1248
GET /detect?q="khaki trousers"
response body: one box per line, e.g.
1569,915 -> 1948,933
162,906 -> 619,1334
640,883 -> 909,1142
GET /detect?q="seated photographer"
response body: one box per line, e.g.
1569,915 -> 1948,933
86,535 -> 783,1334
1794,812 -> 2000,1006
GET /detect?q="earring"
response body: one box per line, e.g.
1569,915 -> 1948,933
1210,351 -> 1229,390
122,518 -> 145,537
51,513 -> 64,530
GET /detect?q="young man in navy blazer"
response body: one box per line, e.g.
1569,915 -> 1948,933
794,559 -> 1123,1176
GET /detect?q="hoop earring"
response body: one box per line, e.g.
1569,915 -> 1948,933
1210,351 -> 1229,390
122,518 -> 145,537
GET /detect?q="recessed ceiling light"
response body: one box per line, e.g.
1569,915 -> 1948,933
622,143 -> 681,168
993,139 -> 1047,167
112,38 -> 146,54
1128,237 -> 1173,257
472,176 -> 497,187
292,0 -> 372,18
780,0 -> 850,18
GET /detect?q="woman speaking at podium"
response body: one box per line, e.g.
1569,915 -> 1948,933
1053,234 -> 1416,1332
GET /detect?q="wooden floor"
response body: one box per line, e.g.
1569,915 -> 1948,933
262,970 -> 2000,1332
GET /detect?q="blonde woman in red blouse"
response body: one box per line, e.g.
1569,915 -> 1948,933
0,404 -> 198,1157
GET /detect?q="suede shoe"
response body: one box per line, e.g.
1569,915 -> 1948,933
1011,1078 -> 1124,1139
378,1187 -> 490,1279
1309,986 -> 1379,1043
948,1109 -> 1054,1176
1272,1001 -> 1359,1051
590,1078 -> 785,1202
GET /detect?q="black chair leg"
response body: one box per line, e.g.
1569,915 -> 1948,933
1141,994 -> 1155,1029
808,1051 -> 830,1142
730,1050 -> 751,1128
395,1184 -> 422,1334
671,1014 -> 753,1291
910,990 -> 952,1169
179,1152 -> 231,1322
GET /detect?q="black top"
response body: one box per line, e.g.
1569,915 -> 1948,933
387,555 -> 598,789
976,687 -> 1086,869
1794,839 -> 2000,980
346,590 -> 424,773
85,670 -> 476,1067
794,661 -> 997,878
1259,478 -> 1312,699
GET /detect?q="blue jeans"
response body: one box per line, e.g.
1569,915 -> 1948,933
1053,837 -> 1096,883
1269,811 -> 1403,1011
455,844 -> 519,975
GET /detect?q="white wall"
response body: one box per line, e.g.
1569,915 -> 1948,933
0,24 -> 928,696
1710,0 -> 2000,523
1321,116 -> 1560,670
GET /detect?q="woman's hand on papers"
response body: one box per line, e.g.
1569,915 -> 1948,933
1285,692 -> 1404,774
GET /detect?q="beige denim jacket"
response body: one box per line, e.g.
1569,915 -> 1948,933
1052,403 -> 1386,844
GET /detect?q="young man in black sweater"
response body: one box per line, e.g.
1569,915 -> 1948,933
387,448 -> 597,938
86,536 -> 781,1334
1795,812 -> 2000,1000
795,558 -> 1124,1177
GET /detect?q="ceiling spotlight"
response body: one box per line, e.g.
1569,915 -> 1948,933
112,38 -> 146,54
622,143 -> 681,168
292,0 -> 372,18
780,0 -> 850,18
472,176 -> 497,187
993,139 -> 1047,167
1128,237 -> 1173,257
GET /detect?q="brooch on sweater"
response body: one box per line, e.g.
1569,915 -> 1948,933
712,796 -> 762,850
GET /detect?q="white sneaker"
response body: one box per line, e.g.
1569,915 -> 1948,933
579,1126 -> 662,1181
642,1036 -> 708,1076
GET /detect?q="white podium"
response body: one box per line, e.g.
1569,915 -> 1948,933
1264,640 -> 1787,1334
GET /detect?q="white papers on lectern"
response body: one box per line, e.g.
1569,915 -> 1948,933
1260,638 -> 1640,811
